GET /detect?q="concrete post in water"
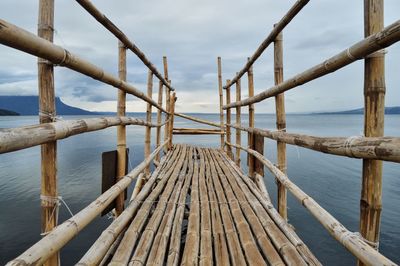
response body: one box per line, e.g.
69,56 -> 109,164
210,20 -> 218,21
360,0 -> 385,260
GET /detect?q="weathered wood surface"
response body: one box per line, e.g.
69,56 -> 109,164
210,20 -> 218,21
229,123 -> 400,163
87,145 -> 318,265
175,112 -> 221,128
144,70 -> 153,176
173,128 -> 224,135
224,19 -> 400,109
0,117 -> 161,154
0,19 -> 167,113
217,57 -> 225,148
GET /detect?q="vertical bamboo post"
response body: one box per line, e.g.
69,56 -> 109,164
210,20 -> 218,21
359,0 -> 385,256
38,0 -> 58,264
225,80 -> 233,159
253,134 -> 265,177
217,57 -> 224,149
168,92 -> 176,150
155,80 -> 163,162
163,56 -> 170,152
144,70 -> 153,176
235,74 -> 241,167
116,41 -> 127,216
274,28 -> 287,221
247,59 -> 255,178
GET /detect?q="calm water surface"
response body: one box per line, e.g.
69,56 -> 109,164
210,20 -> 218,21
0,114 -> 399,265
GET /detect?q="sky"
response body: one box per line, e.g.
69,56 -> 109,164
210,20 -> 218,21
0,0 -> 399,113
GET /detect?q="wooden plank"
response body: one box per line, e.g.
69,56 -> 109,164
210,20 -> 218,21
205,149 -> 247,265
181,148 -> 200,266
130,146 -> 189,265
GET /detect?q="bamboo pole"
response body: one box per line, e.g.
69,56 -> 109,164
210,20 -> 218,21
172,128 -> 224,135
223,20 -> 400,109
75,0 -> 175,92
0,117 -> 161,154
274,29 -> 287,221
226,143 -> 396,266
174,113 -> 221,128
217,57 -> 224,148
144,70 -> 153,176
247,59 -> 255,178
116,41 -> 127,216
225,79 -> 233,159
229,124 -> 400,163
77,144 -> 175,266
360,0 -> 385,257
223,0 -> 310,89
7,141 -> 169,266
163,57 -> 170,151
168,92 -> 177,150
38,0 -> 58,265
0,19 -> 167,113
235,74 -> 241,167
155,80 -> 163,162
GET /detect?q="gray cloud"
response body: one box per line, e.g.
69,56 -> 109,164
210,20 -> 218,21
0,0 -> 399,113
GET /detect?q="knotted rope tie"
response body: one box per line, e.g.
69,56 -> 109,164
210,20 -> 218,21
339,231 -> 379,250
40,195 -> 74,236
344,135 -> 363,157
38,109 -> 63,122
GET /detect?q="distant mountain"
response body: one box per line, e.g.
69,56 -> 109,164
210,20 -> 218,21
315,106 -> 400,115
0,108 -> 20,116
0,96 -> 94,115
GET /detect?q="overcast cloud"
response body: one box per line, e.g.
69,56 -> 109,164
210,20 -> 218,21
0,0 -> 399,113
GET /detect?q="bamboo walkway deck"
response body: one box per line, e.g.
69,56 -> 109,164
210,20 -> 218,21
104,144 -> 319,265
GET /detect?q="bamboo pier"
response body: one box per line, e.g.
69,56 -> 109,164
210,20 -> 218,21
0,0 -> 399,265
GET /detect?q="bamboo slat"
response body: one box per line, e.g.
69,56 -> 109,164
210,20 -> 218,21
116,41 -> 127,216
180,148 -> 200,266
163,57 -> 170,147
360,1 -> 385,257
227,143 -> 396,266
235,75 -> 241,167
168,92 -> 176,150
155,81 -> 164,162
203,149 -> 230,265
144,70 -> 153,176
75,0 -> 175,92
166,147 -> 195,265
204,149 -> 247,265
0,117 -> 160,154
224,0 -> 310,89
173,128 -> 224,135
77,144 -> 175,266
0,19 -> 167,113
175,112 -> 221,128
210,150 -> 268,265
274,29 -> 287,220
217,57 -> 225,148
7,141 -> 169,266
225,80 -> 233,159
109,145 -> 187,266
222,152 -> 321,266
247,59 -> 255,178
38,0 -> 58,265
229,124 -> 400,163
129,146 -> 189,266
223,20 -> 400,109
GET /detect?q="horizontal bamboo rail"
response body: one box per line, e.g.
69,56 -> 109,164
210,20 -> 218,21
173,128 -> 224,135
0,19 -> 167,113
75,0 -> 175,92
229,124 -> 400,163
226,142 -> 396,266
0,117 -> 164,154
6,140 -> 169,266
223,0 -> 310,90
224,20 -> 400,109
174,112 -> 221,128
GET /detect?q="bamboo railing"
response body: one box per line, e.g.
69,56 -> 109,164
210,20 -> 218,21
217,0 -> 399,265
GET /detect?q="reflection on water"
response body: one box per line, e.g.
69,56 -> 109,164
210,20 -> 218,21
0,114 -> 399,265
